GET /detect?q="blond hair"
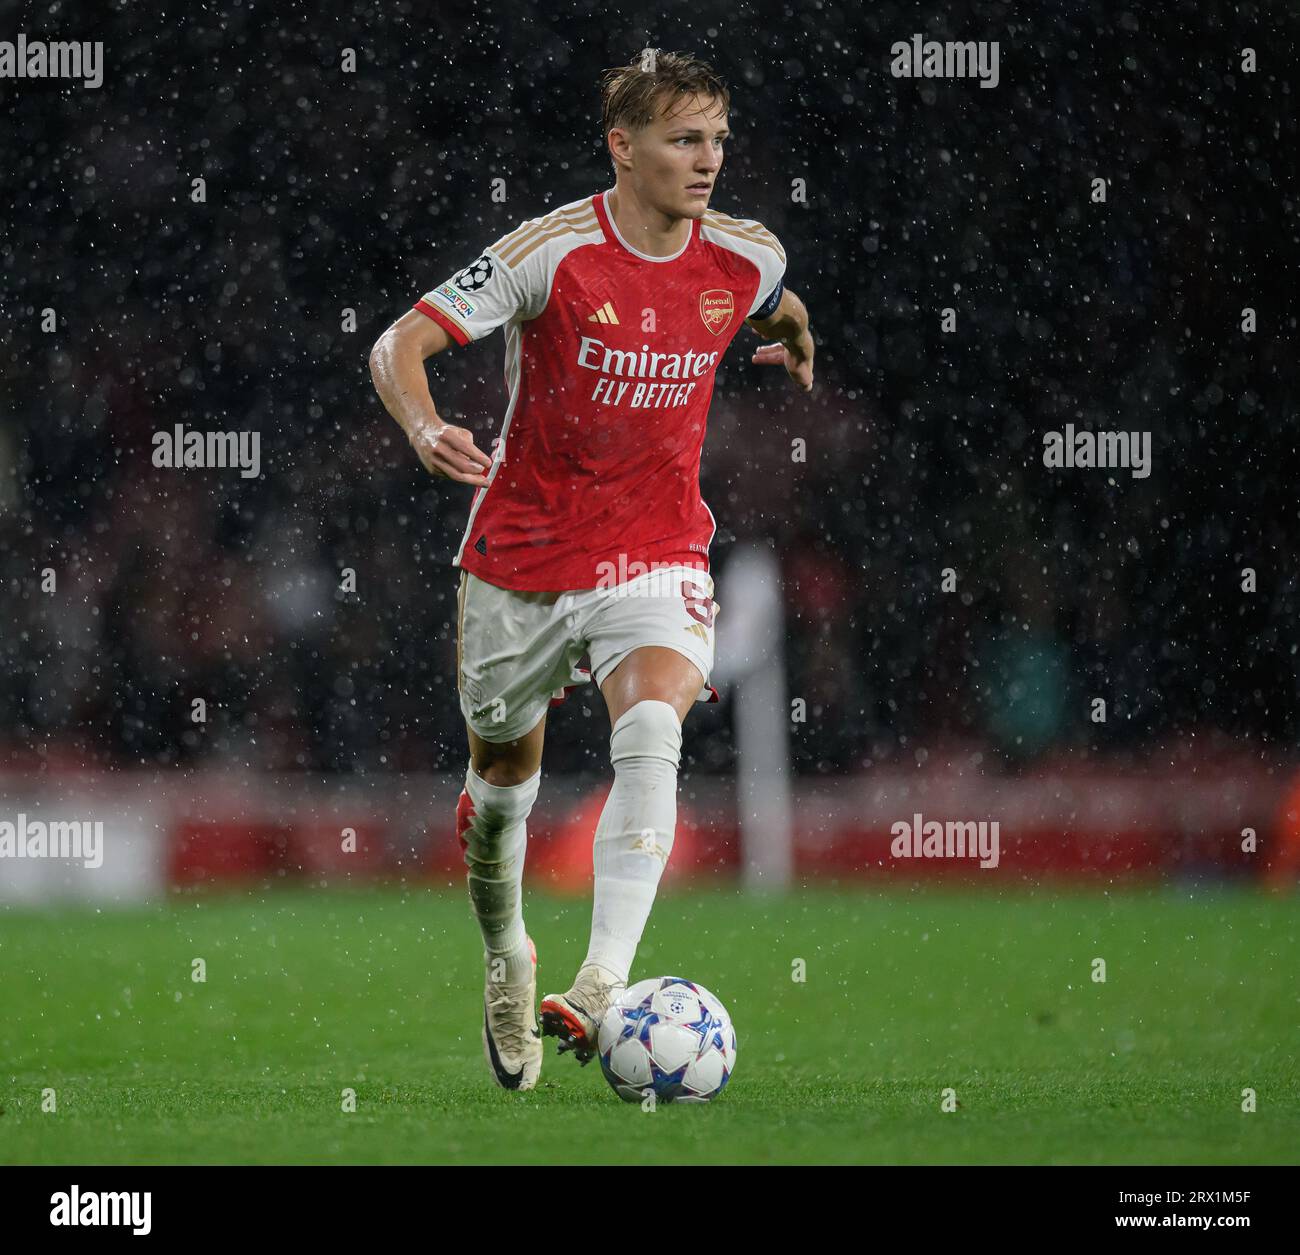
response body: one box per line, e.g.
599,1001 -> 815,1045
599,49 -> 730,139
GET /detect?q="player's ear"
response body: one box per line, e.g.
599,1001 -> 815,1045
607,126 -> 634,169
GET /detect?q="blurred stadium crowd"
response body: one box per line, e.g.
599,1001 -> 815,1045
1,1 -> 1292,777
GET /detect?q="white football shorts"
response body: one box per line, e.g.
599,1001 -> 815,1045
456,563 -> 719,743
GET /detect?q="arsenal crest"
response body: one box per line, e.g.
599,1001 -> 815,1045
699,289 -> 735,335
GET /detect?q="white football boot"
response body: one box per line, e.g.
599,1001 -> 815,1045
482,936 -> 542,1091
538,964 -> 627,1065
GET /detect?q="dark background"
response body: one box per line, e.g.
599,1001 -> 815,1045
1,0 -> 1294,777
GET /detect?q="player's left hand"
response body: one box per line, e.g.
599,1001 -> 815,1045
751,335 -> 814,392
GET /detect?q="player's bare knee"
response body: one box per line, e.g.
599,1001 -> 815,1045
468,718 -> 544,786
609,699 -> 682,770
474,760 -> 535,788
470,736 -> 540,787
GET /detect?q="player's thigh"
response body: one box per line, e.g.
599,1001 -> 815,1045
599,645 -> 703,726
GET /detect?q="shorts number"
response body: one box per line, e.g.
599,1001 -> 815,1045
681,579 -> 716,628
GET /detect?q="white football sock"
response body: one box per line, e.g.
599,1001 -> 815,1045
460,765 -> 540,985
583,700 -> 683,985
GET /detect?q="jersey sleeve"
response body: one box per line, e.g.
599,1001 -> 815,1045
745,230 -> 787,320
414,232 -> 551,345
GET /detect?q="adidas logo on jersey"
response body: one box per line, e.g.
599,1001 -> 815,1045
587,302 -> 619,325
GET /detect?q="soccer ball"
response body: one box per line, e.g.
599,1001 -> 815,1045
597,976 -> 737,1104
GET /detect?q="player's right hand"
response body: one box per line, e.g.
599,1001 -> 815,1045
410,421 -> 493,486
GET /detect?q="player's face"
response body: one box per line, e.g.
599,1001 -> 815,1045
638,94 -> 729,220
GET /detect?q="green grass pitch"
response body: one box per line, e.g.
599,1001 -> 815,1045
1,883 -> 1296,1164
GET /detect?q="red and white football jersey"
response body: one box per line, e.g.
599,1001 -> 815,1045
414,189 -> 786,592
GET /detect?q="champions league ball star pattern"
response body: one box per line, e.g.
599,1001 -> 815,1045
454,254 -> 494,292
597,976 -> 737,1103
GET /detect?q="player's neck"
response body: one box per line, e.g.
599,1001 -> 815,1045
606,186 -> 691,258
